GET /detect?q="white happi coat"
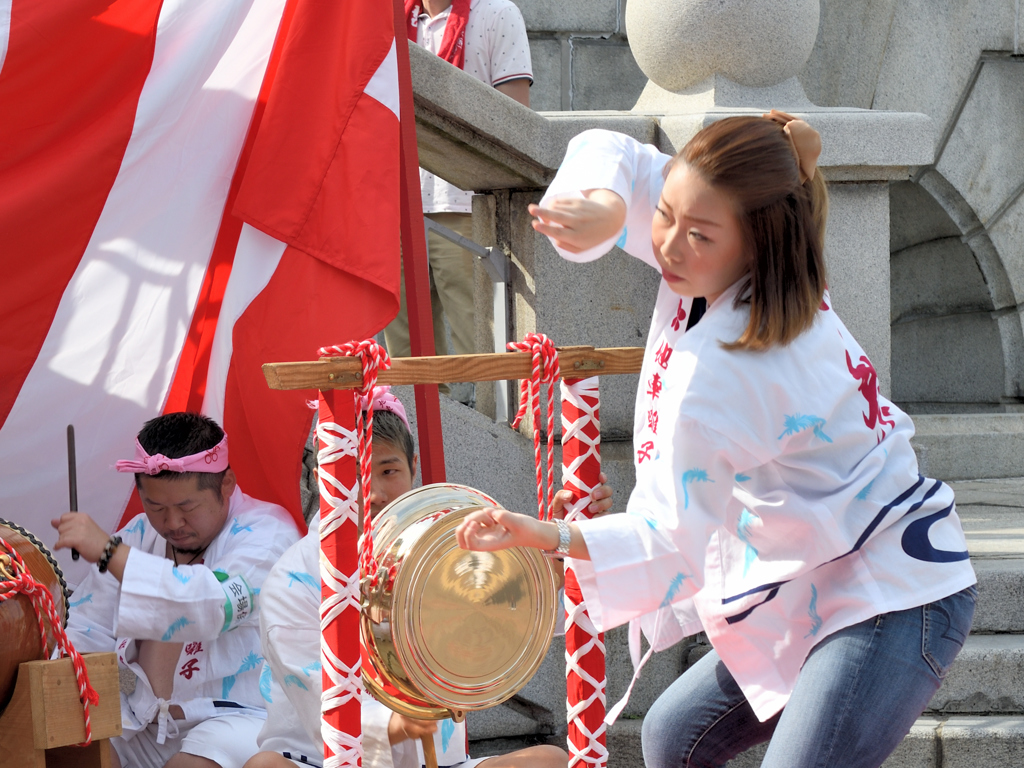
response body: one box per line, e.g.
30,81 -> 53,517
258,520 -> 471,768
65,487 -> 300,742
542,129 -> 977,721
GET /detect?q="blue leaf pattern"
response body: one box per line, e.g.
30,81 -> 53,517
856,479 -> 875,501
171,566 -> 192,585
287,570 -> 319,590
615,228 -> 628,249
778,414 -> 833,443
162,616 -> 193,641
805,584 -> 823,638
735,473 -> 751,483
222,651 -> 264,699
736,509 -> 759,577
301,660 -> 322,677
660,572 -> 688,607
441,719 -> 456,752
123,518 -> 146,538
681,469 -> 713,509
259,664 -> 273,702
69,592 -> 93,608
284,674 -> 308,690
230,518 -> 253,535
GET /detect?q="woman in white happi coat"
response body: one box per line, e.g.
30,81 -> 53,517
456,114 -> 977,768
53,412 -> 301,768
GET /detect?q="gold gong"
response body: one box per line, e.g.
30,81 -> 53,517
361,484 -> 558,720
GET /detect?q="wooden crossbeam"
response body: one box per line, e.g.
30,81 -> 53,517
263,346 -> 644,391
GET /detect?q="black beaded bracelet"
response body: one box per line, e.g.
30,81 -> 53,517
97,535 -> 123,574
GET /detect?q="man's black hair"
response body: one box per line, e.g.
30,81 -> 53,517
372,410 -> 415,472
135,412 -> 228,498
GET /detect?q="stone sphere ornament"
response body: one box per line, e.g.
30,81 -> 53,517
626,0 -> 821,92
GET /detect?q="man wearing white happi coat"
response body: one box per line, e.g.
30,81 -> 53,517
52,412 -> 301,768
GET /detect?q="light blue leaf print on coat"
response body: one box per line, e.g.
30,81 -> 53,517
856,479 -> 875,501
735,473 -> 751,483
162,616 -> 193,641
736,509 -> 759,577
660,573 -> 688,607
615,228 -> 628,249
804,584 -> 823,638
171,566 -> 192,585
259,664 -> 273,702
284,674 -> 308,690
230,518 -> 253,535
123,518 -> 146,538
68,592 -> 93,609
287,571 -> 319,590
681,469 -> 714,509
222,651 -> 264,699
301,660 -> 322,677
441,719 -> 456,752
778,414 -> 833,444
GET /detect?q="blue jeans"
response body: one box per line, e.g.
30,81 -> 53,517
641,587 -> 976,768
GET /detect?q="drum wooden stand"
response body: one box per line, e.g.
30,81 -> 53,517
0,652 -> 121,768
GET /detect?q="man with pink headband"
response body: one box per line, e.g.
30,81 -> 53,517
52,412 -> 300,768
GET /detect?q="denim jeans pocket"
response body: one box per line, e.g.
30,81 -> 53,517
921,586 -> 977,679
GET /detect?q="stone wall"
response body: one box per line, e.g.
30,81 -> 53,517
509,0 -> 649,112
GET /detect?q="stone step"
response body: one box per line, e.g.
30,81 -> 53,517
930,634 -> 1024,715
912,415 -> 1024,481
602,715 -> 1024,768
971,558 -> 1024,633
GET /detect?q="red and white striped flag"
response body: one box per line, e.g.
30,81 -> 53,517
0,0 -> 401,586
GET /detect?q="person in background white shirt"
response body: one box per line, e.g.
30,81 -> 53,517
456,114 -> 977,768
385,0 -> 532,401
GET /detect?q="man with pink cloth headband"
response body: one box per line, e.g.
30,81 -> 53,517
51,412 -> 300,768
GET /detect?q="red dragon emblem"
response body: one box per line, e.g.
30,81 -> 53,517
846,351 -> 895,439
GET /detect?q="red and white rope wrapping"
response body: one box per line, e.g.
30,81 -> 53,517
560,377 -> 607,768
316,339 -> 390,768
508,333 -> 560,522
0,539 -> 100,745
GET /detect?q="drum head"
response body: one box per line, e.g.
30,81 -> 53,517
365,484 -> 558,714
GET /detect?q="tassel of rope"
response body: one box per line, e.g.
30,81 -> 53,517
318,341 -> 392,585
0,540 -> 100,745
508,334 -> 560,522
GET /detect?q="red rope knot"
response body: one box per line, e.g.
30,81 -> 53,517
0,540 -> 99,745
507,333 -> 561,521
318,341 -> 392,584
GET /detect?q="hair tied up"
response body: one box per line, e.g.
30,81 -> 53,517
762,110 -> 821,184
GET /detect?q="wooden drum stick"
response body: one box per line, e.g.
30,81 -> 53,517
67,424 -> 80,561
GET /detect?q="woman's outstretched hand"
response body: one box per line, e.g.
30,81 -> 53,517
529,189 -> 626,254
456,508 -> 553,553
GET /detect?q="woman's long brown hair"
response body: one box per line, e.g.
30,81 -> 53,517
668,117 -> 829,350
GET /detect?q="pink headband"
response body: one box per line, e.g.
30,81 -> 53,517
359,386 -> 410,432
115,435 -> 229,475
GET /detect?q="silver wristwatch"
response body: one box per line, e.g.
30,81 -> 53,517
544,518 -> 572,559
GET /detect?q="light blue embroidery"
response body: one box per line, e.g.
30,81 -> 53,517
162,616 -> 193,641
805,584 -> 823,638
171,567 -> 192,585
737,509 -> 759,577
615,228 -> 628,249
778,414 -> 833,443
287,571 -> 319,590
735,473 -> 751,483
856,479 -> 875,501
441,719 -> 456,752
259,664 -> 273,702
660,572 -> 688,607
644,516 -> 658,530
222,651 -> 263,699
123,518 -> 146,538
68,593 -> 93,609
681,469 -> 713,509
301,661 -> 322,677
284,674 -> 309,690
230,518 -> 253,535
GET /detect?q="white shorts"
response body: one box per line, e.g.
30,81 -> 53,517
112,712 -> 265,768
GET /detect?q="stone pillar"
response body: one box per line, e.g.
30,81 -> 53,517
623,0 -> 937,395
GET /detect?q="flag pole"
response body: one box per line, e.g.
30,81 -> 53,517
392,0 -> 446,485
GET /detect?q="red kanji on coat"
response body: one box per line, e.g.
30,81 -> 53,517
670,299 -> 687,331
647,372 -> 663,400
646,409 -> 659,435
179,658 -> 201,679
655,342 -> 673,370
637,440 -> 655,463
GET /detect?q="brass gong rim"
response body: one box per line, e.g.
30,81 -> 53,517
361,484 -> 558,718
